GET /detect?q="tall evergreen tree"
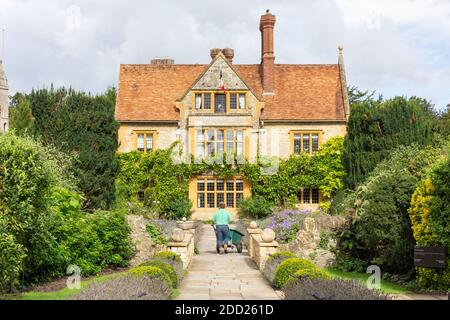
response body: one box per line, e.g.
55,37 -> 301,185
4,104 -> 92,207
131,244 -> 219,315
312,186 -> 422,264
28,86 -> 119,210
344,95 -> 437,189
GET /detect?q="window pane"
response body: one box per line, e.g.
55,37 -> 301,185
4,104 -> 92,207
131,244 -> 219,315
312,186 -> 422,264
237,142 -> 243,156
197,143 -> 205,157
216,180 -> 224,191
137,134 -> 144,152
207,130 -> 215,141
226,180 -> 234,191
197,130 -> 205,142
204,94 -> 211,109
207,180 -> 215,191
294,134 -> 301,155
230,94 -> 237,110
236,180 -> 244,191
239,94 -> 246,109
226,130 -> 234,141
215,94 -> 226,113
217,130 -> 224,141
146,134 -> 153,152
226,193 -> 235,208
236,193 -> 244,206
198,193 -> 205,208
236,130 -> 244,142
312,134 -> 319,152
312,189 -> 320,204
195,94 -> 202,109
207,193 -> 215,208
197,180 -> 205,191
303,188 -> 311,204
216,193 -> 224,207
303,134 -> 311,154
227,142 -> 234,154
217,141 -> 224,155
207,142 -> 215,156
137,190 -> 145,202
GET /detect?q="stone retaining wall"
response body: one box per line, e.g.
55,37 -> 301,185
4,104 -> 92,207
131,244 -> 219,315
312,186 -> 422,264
247,228 -> 279,270
279,215 -> 348,268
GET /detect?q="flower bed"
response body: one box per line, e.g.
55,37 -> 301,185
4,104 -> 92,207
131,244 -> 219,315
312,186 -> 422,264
263,209 -> 312,243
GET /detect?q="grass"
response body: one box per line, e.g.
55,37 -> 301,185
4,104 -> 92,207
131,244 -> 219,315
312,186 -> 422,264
326,268 -> 412,294
16,272 -> 127,300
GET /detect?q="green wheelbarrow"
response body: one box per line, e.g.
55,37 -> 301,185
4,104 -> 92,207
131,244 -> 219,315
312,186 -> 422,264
212,225 -> 245,253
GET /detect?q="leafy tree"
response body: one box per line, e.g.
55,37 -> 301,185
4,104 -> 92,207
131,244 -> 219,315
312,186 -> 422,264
436,104 -> 450,138
344,96 -> 437,189
409,142 -> 450,290
336,145 -> 441,275
8,93 -> 35,135
28,86 -> 119,210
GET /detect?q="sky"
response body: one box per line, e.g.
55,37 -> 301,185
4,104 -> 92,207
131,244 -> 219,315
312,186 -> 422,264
0,0 -> 449,111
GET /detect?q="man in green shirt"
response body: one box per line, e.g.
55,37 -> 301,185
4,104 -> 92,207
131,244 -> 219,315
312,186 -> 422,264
213,202 -> 232,254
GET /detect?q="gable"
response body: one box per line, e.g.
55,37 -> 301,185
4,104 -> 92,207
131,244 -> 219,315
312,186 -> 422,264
192,56 -> 249,91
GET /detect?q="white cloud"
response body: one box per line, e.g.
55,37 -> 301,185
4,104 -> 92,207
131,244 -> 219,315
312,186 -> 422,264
0,0 -> 448,110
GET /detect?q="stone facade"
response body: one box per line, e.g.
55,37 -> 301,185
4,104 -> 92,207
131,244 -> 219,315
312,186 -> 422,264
0,60 -> 8,133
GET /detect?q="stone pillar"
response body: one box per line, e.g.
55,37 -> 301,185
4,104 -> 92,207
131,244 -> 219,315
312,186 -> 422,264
249,228 -> 278,270
168,231 -> 195,270
247,228 -> 262,258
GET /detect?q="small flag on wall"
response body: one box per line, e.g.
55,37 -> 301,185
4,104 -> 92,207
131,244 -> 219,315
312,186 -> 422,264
219,70 -> 226,93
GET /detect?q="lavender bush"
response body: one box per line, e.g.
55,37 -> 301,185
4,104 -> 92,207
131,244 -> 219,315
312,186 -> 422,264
74,274 -> 172,300
264,209 -> 312,243
262,252 -> 295,284
283,277 -> 391,300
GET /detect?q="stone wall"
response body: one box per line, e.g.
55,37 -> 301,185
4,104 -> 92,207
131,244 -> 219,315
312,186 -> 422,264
247,228 -> 279,271
279,215 -> 348,268
168,228 -> 196,269
127,215 -> 167,267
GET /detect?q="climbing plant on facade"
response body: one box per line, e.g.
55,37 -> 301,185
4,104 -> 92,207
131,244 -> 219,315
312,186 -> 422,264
116,137 -> 346,217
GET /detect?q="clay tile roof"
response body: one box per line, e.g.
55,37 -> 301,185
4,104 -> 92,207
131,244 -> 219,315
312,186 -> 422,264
261,65 -> 346,121
116,64 -> 205,122
115,63 -> 346,122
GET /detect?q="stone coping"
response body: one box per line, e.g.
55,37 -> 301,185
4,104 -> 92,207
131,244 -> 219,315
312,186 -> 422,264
247,228 -> 262,234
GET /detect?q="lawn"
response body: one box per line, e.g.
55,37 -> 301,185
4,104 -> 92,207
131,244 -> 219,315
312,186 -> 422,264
326,268 -> 412,294
16,272 -> 127,300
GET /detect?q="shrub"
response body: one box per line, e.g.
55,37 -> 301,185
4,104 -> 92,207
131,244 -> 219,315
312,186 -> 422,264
337,145 -> 440,275
0,133 -> 74,285
129,266 -> 172,287
154,251 -> 184,279
274,258 -> 317,288
283,277 -> 391,300
74,274 -> 172,300
238,196 -> 274,219
55,209 -> 134,276
293,268 -> 330,281
0,220 -> 26,290
409,151 -> 450,291
138,260 -> 178,288
146,223 -> 169,245
263,252 -> 295,283
265,209 -> 311,243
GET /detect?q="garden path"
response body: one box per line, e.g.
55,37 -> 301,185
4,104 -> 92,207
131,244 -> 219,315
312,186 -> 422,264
177,224 -> 281,300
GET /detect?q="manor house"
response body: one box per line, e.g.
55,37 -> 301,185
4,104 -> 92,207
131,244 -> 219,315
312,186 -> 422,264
115,11 -> 349,218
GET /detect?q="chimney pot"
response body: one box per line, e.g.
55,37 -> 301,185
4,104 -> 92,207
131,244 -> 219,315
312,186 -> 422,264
210,48 -> 222,60
151,58 -> 174,66
222,48 -> 234,63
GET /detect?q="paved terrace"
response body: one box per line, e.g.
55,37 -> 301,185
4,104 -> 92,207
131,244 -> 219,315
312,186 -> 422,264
177,224 -> 281,300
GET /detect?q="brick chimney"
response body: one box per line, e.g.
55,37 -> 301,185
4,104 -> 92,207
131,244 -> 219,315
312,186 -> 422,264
260,10 -> 276,95
210,48 -> 234,63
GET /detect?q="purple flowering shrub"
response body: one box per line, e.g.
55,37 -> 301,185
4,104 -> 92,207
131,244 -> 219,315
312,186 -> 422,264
264,209 -> 312,243
283,277 -> 391,300
74,274 -> 172,300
